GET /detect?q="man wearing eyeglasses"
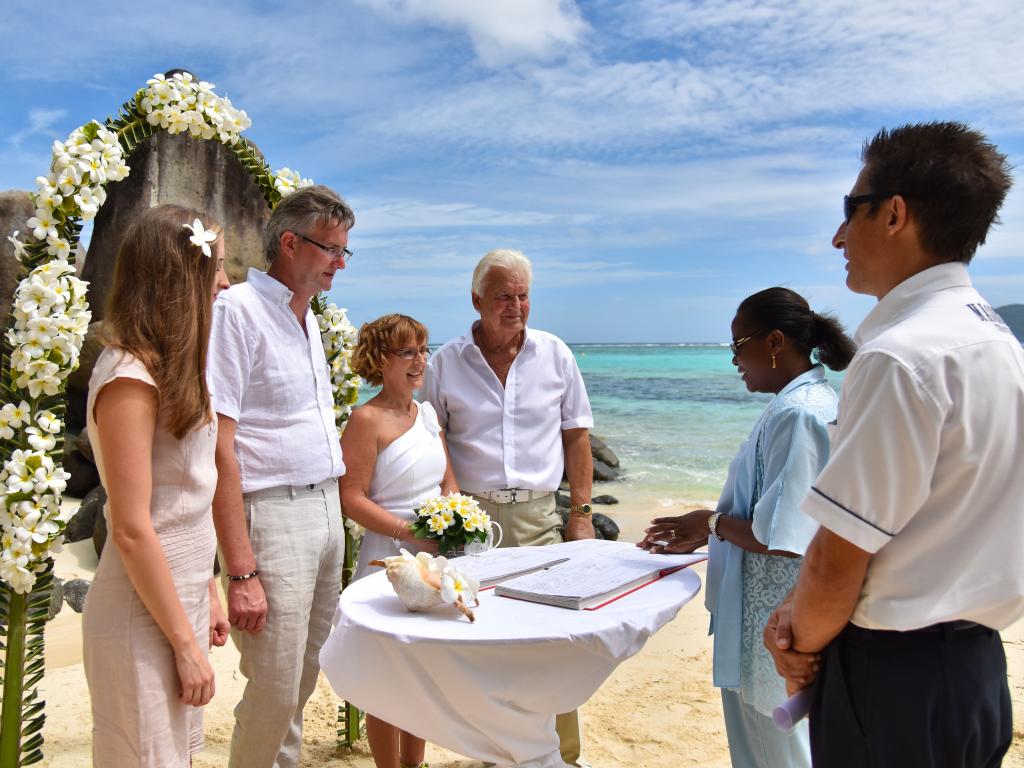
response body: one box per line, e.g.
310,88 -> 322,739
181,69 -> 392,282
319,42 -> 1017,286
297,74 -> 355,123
422,248 -> 595,767
764,123 -> 1022,767
208,185 -> 354,768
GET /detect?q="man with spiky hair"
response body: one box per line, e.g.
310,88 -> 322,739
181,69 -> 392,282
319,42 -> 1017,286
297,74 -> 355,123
764,122 -> 1023,767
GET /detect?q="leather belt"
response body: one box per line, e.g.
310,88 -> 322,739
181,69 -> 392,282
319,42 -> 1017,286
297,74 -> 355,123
469,489 -> 552,505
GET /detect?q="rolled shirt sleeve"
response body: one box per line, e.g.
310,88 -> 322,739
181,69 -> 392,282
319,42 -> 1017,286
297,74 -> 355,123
801,351 -> 942,554
751,405 -> 828,555
558,343 -> 594,430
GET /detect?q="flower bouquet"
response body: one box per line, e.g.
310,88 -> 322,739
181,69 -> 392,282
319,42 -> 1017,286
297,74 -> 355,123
409,493 -> 492,556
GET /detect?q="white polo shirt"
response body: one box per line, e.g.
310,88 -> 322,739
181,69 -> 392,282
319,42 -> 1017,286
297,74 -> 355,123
421,325 -> 594,493
803,262 -> 1024,631
208,269 -> 345,493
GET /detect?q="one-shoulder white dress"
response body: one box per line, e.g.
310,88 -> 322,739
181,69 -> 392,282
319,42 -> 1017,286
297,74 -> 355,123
351,400 -> 447,582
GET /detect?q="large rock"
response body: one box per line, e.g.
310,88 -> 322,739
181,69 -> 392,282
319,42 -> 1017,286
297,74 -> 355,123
593,458 -> 620,482
47,577 -> 64,621
590,434 -> 620,469
66,321 -> 106,433
65,484 -> 106,543
63,579 -> 91,614
82,129 -> 272,321
0,189 -> 34,318
63,436 -> 100,498
93,509 -> 108,559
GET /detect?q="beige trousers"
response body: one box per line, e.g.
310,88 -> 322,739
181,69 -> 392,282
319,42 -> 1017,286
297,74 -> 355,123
471,493 -> 584,766
224,480 -> 343,768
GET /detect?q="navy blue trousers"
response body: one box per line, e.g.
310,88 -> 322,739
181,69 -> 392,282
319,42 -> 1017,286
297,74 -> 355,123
809,622 -> 1012,767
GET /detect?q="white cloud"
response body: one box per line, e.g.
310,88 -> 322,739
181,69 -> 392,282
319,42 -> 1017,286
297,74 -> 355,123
358,0 -> 587,65
353,198 -> 577,231
8,108 -> 67,149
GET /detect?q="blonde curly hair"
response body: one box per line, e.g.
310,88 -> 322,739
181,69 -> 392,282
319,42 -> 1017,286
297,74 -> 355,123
351,314 -> 429,386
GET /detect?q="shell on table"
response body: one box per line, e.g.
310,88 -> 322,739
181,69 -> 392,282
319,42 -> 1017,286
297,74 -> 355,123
370,549 -> 479,622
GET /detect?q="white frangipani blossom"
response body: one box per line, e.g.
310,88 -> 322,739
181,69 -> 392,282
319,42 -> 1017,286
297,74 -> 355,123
3,73 -> 348,596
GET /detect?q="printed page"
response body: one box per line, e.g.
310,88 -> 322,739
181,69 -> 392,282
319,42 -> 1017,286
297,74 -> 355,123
497,542 -> 706,602
452,546 -> 571,587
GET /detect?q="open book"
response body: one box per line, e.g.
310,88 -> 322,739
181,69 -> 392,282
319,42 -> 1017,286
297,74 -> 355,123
451,546 -> 572,588
492,539 -> 707,610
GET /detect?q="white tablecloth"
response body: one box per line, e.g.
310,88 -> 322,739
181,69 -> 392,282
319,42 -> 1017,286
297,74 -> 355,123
319,564 -> 702,767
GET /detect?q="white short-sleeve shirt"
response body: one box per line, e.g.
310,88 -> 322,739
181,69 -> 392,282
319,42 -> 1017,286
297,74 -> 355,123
208,269 -> 345,493
802,262 -> 1024,631
421,325 -> 593,493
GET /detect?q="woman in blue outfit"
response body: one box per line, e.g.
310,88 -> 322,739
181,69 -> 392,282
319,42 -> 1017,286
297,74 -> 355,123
640,287 -> 855,768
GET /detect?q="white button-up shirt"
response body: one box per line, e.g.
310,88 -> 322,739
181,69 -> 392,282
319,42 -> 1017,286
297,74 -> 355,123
208,269 -> 345,493
422,325 -> 593,493
802,262 -> 1024,631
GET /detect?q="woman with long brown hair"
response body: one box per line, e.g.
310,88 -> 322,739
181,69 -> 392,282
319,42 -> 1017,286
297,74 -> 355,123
82,204 -> 229,767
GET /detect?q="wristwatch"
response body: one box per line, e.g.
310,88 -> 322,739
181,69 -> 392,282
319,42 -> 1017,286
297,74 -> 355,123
708,512 -> 724,542
569,503 -> 593,517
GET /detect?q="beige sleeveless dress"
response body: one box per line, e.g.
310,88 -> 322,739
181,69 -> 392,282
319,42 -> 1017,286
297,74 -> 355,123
82,349 -> 218,768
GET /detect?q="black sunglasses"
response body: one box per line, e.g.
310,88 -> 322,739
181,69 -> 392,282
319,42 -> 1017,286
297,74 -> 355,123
843,193 -> 892,223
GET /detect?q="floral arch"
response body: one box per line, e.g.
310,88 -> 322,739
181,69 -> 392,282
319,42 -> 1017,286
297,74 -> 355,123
0,71 -> 361,765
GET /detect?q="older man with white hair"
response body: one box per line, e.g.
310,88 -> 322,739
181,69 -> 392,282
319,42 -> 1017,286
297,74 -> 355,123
422,248 -> 595,767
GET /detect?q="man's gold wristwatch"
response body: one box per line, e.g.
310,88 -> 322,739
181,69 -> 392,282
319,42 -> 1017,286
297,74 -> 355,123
569,503 -> 593,517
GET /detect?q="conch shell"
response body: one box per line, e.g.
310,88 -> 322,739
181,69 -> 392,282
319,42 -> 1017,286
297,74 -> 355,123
371,549 -> 480,622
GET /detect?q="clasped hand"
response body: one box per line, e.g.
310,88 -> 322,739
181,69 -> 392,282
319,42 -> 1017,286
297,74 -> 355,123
762,599 -> 821,696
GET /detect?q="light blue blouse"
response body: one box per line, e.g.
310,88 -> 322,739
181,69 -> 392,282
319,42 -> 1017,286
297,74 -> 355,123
703,365 -> 838,714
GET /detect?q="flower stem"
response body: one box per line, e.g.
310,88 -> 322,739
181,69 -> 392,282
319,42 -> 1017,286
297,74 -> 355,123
0,589 -> 28,767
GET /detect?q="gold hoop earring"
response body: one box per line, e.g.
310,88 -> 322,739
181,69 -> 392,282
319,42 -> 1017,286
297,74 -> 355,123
771,353 -> 776,369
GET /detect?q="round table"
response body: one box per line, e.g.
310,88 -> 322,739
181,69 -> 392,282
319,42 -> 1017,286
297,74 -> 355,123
319,564 -> 702,768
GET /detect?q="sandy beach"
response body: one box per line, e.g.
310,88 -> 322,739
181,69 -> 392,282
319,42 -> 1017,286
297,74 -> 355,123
36,496 -> 1024,766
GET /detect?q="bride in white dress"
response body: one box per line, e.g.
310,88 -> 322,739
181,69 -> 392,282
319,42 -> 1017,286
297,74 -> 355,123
338,313 -> 457,768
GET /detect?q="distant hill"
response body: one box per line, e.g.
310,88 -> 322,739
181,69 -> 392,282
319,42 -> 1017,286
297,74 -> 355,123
996,304 -> 1024,341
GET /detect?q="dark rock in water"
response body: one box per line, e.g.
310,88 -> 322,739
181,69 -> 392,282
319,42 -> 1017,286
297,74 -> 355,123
64,439 -> 101,498
63,579 -> 92,613
590,433 -> 620,469
47,577 -> 64,621
93,510 -> 108,559
592,494 -> 619,505
593,513 -> 620,541
557,509 -> 620,541
593,458 -> 620,482
65,485 -> 107,543
555,491 -> 570,509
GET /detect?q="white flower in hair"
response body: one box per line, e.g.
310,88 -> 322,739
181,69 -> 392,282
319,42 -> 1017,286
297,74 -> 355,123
182,218 -> 218,257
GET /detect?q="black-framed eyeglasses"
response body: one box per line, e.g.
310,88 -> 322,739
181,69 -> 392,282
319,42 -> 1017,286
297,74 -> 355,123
730,335 -> 755,355
388,347 -> 430,361
294,232 -> 353,263
843,193 -> 892,223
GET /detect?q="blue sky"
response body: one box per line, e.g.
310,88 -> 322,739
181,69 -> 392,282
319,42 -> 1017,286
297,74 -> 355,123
2,0 -> 1023,343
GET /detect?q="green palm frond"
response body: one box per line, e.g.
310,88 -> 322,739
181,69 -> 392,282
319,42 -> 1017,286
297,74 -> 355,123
229,139 -> 279,207
0,565 -> 54,766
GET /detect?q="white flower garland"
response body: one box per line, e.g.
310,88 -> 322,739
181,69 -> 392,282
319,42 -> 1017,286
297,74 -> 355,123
1,72 -> 356,593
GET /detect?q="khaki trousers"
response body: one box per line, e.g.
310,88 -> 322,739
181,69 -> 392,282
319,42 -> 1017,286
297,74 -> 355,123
224,480 -> 343,768
471,494 -> 584,766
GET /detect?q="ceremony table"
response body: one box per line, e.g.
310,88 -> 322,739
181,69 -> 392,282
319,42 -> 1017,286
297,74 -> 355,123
319,558 -> 702,768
